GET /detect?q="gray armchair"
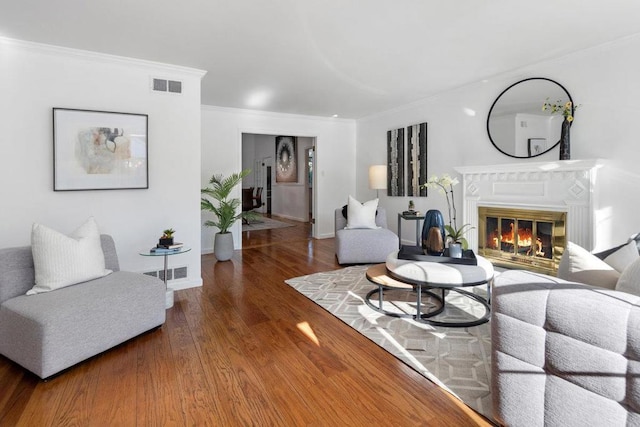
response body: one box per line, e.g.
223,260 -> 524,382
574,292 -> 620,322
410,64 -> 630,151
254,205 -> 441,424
334,207 -> 399,264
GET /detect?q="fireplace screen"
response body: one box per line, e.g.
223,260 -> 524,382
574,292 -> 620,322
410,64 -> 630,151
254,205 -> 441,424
479,207 -> 566,275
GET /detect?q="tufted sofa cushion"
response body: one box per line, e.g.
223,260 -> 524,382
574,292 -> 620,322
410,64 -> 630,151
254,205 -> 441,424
492,270 -> 640,427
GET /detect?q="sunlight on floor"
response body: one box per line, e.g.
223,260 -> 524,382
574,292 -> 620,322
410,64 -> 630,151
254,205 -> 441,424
297,321 -> 320,346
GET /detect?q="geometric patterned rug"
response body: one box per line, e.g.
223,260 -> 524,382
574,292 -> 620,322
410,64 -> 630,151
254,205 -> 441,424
285,265 -> 493,421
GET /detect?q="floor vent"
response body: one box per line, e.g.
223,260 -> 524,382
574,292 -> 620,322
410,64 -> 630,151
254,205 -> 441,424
174,266 -> 188,280
144,267 -> 187,281
151,78 -> 182,94
159,269 -> 173,282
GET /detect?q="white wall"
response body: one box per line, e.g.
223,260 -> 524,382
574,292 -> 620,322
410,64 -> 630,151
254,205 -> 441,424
357,34 -> 640,251
201,106 -> 356,252
0,39 -> 204,290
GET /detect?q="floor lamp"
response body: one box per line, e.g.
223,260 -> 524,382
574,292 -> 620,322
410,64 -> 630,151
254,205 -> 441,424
369,165 -> 387,198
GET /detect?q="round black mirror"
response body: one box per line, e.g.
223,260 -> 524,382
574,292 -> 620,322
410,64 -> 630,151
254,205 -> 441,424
487,78 -> 573,158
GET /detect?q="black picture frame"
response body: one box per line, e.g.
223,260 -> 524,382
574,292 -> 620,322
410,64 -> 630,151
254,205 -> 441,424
527,138 -> 547,157
53,108 -> 149,191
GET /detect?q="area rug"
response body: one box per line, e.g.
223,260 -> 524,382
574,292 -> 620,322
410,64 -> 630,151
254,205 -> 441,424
242,216 -> 295,232
285,265 -> 493,420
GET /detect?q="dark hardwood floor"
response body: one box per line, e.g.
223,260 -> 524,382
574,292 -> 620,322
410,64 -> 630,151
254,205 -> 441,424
0,215 -> 491,426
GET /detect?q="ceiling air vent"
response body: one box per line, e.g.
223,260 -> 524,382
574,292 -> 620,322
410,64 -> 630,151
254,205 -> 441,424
151,77 -> 183,94
168,80 -> 182,93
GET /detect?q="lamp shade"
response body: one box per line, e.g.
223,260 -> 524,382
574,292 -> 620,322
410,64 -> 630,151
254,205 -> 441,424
369,165 -> 387,190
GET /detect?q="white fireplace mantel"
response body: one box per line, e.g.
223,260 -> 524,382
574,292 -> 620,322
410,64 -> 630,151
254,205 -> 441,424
454,159 -> 605,252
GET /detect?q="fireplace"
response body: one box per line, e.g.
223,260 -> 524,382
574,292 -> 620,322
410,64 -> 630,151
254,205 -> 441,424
454,159 -> 603,275
478,206 -> 566,275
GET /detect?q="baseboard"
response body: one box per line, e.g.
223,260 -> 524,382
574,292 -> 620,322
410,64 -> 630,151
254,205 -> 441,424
317,232 -> 334,239
168,277 -> 202,291
272,213 -> 307,222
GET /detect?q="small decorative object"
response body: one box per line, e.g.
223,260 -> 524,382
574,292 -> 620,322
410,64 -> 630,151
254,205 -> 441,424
201,169 -> 258,261
422,174 -> 474,253
408,200 -> 415,212
542,99 -> 579,161
445,224 -> 474,258
159,228 -> 175,246
422,209 -> 445,255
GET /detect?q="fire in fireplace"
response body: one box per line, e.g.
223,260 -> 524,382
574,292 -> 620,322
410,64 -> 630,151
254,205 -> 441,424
478,207 -> 566,275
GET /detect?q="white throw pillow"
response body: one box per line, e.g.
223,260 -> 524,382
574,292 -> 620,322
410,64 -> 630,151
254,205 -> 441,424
345,196 -> 379,229
615,257 -> 640,296
28,217 -> 112,295
603,240 -> 639,273
557,241 -> 619,289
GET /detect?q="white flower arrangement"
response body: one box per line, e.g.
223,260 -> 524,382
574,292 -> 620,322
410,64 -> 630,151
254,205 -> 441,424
421,173 -> 473,249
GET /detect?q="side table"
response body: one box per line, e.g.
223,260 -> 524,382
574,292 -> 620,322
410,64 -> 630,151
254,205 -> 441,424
139,247 -> 191,309
397,212 -> 424,248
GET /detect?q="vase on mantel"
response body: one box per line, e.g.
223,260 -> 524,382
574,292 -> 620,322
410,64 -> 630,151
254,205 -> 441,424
559,118 -> 571,160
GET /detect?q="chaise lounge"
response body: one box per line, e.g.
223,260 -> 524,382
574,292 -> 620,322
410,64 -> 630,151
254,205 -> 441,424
0,234 -> 166,379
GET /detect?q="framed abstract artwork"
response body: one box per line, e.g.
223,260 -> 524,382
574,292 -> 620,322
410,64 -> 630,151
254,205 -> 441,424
53,108 -> 148,191
407,122 -> 428,197
387,127 -> 405,196
275,135 -> 297,183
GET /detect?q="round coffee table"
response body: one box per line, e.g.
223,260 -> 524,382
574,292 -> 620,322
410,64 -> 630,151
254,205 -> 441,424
365,251 -> 493,327
365,264 -> 445,321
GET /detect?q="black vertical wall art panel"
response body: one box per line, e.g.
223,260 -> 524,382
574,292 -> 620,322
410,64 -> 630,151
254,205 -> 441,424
387,128 -> 405,196
408,122 -> 428,197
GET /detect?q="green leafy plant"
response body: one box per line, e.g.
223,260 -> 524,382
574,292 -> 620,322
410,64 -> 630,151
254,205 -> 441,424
201,169 -> 257,233
162,228 -> 175,238
444,224 -> 474,250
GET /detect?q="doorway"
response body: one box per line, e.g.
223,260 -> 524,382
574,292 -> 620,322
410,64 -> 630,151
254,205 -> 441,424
241,133 -> 317,238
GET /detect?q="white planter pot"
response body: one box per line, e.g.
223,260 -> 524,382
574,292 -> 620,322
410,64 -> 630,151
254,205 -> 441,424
214,232 -> 234,261
448,242 -> 463,258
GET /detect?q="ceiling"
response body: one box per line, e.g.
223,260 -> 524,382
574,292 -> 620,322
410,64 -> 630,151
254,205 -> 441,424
2,0 -> 640,119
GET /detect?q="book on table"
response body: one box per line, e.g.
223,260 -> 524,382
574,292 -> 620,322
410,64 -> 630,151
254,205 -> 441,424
150,246 -> 182,253
156,242 -> 184,249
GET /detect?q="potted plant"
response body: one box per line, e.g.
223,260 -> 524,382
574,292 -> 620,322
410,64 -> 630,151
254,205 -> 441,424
201,169 -> 257,261
159,228 -> 175,246
422,174 -> 474,258
445,223 -> 474,258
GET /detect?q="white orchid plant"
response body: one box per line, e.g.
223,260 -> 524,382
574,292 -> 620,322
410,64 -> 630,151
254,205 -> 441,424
421,173 -> 474,249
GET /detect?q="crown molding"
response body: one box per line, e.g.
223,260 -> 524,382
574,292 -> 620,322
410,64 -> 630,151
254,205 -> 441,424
201,104 -> 355,124
0,37 -> 207,78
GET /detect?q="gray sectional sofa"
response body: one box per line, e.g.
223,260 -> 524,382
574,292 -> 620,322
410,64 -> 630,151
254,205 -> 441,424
492,270 -> 640,426
0,235 -> 166,379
